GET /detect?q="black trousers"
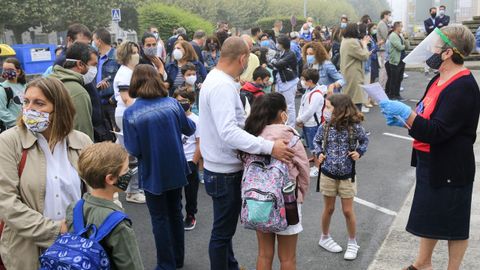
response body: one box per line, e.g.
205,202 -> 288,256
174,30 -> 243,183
184,161 -> 199,216
387,62 -> 405,98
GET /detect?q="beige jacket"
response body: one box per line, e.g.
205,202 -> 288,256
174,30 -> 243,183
0,126 -> 92,270
340,38 -> 370,104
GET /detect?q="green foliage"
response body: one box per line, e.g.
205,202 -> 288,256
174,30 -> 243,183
256,17 -> 307,33
138,3 -> 214,41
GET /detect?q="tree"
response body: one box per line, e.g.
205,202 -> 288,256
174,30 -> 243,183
346,0 -> 390,22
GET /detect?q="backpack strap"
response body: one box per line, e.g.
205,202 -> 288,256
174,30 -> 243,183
348,125 -> 357,183
18,149 -> 28,178
3,87 -> 14,109
316,123 -> 331,192
308,89 -> 323,126
95,211 -> 129,242
73,199 -> 86,234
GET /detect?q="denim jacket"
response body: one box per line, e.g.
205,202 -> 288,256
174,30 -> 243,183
475,26 -> 480,49
313,123 -> 369,180
98,49 -> 120,103
311,61 -> 345,88
123,97 -> 196,194
202,50 -> 220,72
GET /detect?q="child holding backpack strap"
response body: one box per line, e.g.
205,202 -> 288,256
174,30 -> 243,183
243,93 -> 310,270
313,94 -> 369,261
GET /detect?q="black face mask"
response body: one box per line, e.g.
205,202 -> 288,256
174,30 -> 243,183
114,169 -> 135,191
426,52 -> 444,70
180,101 -> 191,112
431,13 -> 437,18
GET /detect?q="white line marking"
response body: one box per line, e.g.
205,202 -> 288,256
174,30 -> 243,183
383,133 -> 414,141
354,197 -> 398,216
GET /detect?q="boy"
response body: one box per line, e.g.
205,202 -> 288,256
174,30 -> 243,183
65,142 -> 144,270
180,63 -> 199,114
240,66 -> 271,109
296,68 -> 328,177
173,88 -> 201,230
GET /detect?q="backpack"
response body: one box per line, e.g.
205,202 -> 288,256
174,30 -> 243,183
241,136 -> 299,233
39,199 -> 129,270
308,89 -> 326,126
0,85 -> 14,133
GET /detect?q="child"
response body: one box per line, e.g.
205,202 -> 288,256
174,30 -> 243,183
180,63 -> 200,114
243,93 -> 310,270
173,88 -> 201,230
296,68 -> 328,178
313,94 -> 369,260
65,142 -> 144,270
240,66 -> 271,109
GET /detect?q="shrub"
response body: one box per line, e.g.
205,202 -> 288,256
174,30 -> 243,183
138,3 -> 214,41
255,17 -> 307,34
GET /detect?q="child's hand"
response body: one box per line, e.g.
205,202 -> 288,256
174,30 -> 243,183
59,220 -> 68,234
327,84 -> 335,96
348,151 -> 360,161
318,154 -> 326,164
296,121 -> 304,128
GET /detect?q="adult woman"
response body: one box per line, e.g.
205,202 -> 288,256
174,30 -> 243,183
302,42 -> 345,93
140,33 -> 167,81
367,23 -> 380,84
123,64 -> 196,269
166,40 -> 207,96
202,36 -> 221,73
340,23 -> 371,110
0,58 -> 26,131
270,35 -> 299,127
380,25 -> 479,270
0,77 -> 92,269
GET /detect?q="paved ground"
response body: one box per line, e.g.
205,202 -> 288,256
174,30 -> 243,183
120,70 -> 480,270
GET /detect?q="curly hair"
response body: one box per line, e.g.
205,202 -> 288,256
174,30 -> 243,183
302,41 -> 329,65
327,94 -> 364,130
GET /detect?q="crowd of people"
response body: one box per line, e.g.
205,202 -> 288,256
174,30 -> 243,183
0,5 -> 479,270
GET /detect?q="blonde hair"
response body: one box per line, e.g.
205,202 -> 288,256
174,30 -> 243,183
116,41 -> 140,65
19,77 -> 75,149
78,142 -> 129,189
441,25 -> 475,62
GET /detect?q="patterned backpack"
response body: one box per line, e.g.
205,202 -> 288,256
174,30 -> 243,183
39,199 -> 129,270
241,136 -> 299,233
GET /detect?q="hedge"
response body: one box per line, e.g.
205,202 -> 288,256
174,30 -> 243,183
138,3 -> 214,41
255,17 -> 307,34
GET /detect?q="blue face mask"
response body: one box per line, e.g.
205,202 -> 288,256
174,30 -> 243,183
307,55 -> 316,65
260,40 -> 270,47
340,22 -> 347,29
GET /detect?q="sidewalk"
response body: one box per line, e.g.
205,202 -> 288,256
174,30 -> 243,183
368,127 -> 480,270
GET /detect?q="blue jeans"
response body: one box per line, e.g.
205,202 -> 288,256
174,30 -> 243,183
145,189 -> 184,270
204,169 -> 243,270
303,125 -> 319,151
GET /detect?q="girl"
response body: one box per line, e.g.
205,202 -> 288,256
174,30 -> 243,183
244,93 -> 310,270
0,57 -> 26,131
313,94 -> 369,261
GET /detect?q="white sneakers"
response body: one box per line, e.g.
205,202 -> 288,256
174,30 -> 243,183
319,236 -> 360,260
126,192 -> 146,204
310,167 -> 319,177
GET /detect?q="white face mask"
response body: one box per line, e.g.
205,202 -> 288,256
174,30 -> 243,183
83,66 -> 97,85
185,75 -> 197,86
439,10 -> 445,16
173,49 -> 184,60
323,109 -> 332,122
300,80 -> 308,89
130,53 -> 140,66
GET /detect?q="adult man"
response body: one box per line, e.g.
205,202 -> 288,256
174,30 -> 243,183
437,5 -> 450,28
299,23 -> 312,41
289,31 -> 303,74
251,27 -> 263,47
147,26 -> 166,60
50,42 -> 93,140
424,7 -> 439,35
273,20 -> 283,37
240,34 -> 260,82
340,14 -> 349,29
377,10 -> 392,88
199,36 -> 294,270
92,28 -> 120,135
190,30 -> 206,63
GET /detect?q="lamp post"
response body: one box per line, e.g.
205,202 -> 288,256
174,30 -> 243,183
304,0 -> 307,18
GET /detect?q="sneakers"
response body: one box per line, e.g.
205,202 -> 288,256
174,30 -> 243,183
361,106 -> 370,113
310,167 -> 319,177
126,192 -> 146,204
344,243 -> 360,260
318,236 -> 343,253
184,215 -> 196,231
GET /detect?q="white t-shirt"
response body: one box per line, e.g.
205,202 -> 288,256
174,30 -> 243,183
113,65 -> 134,117
182,113 -> 199,161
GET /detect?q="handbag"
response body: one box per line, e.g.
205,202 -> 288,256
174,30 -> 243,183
0,149 -> 28,270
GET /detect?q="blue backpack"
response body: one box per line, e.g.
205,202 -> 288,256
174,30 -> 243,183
39,199 -> 129,270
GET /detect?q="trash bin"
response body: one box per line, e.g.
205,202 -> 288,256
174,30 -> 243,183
0,44 -> 17,76
11,44 -> 56,75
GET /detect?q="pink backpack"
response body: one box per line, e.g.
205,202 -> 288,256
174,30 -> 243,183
240,137 -> 299,233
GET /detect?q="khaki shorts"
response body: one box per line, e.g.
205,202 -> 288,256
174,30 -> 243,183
320,174 -> 357,198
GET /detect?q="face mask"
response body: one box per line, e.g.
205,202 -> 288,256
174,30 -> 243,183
208,43 -> 217,50
179,100 -> 191,112
22,109 -> 50,133
340,22 -> 347,29
431,12 -> 437,18
173,49 -> 184,61
130,53 -> 140,66
152,32 -> 159,39
114,169 -> 135,191
371,29 -> 377,35
185,75 -> 197,86
323,109 -> 332,122
260,40 -> 270,47
307,22 -> 313,27
2,69 -> 17,80
306,55 -> 316,65
387,17 -> 393,23
83,66 -> 97,85
300,80 -> 308,89
282,111 -> 288,125
276,43 -> 283,51
426,52 -> 444,70
439,10 -> 445,16
144,47 -> 157,57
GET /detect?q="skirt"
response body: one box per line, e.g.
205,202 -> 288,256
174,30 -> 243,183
406,151 -> 473,240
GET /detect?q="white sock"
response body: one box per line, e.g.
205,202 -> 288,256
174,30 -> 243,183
348,238 -> 357,245
321,234 -> 331,241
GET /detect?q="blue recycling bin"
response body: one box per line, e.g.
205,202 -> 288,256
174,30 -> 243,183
12,44 -> 56,75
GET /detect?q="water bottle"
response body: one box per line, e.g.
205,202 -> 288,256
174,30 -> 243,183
283,181 -> 299,225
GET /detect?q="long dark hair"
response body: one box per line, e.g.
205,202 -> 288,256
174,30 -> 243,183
328,94 -> 364,130
5,57 -> 26,84
244,93 -> 287,136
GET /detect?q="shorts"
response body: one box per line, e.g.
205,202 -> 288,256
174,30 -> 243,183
303,125 -> 319,151
320,174 -> 357,198
277,204 -> 303,236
